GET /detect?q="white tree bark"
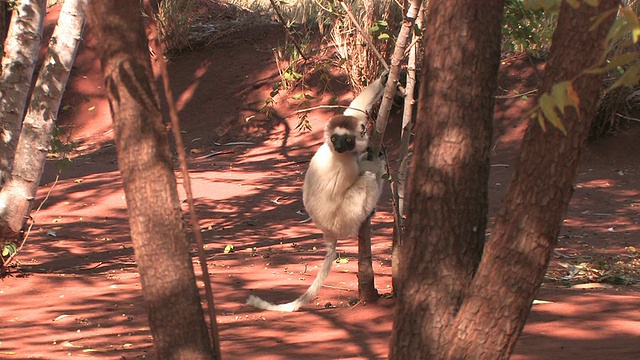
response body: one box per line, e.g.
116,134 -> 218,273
0,0 -> 46,184
391,3 -> 423,292
0,0 -> 86,238
357,0 -> 423,301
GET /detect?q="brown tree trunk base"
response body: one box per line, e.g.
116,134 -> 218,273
357,220 -> 379,303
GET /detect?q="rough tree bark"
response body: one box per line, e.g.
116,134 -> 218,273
390,1 -> 618,359
390,0 -> 504,357
0,0 -> 85,239
0,0 -> 46,185
87,2 -> 217,359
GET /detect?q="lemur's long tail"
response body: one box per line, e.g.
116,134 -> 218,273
246,243 -> 336,312
343,76 -> 386,121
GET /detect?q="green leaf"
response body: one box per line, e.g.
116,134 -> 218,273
539,93 -> 560,130
586,53 -> 638,75
619,7 -> 640,43
223,244 -> 234,254
610,62 -> 640,89
538,84 -> 570,135
550,81 -> 579,116
604,10 -> 638,51
378,33 -> 390,40
339,258 -> 349,264
292,93 -> 304,100
633,28 -> 640,44
2,243 -> 17,257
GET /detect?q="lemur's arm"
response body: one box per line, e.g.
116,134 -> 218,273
343,72 -> 388,121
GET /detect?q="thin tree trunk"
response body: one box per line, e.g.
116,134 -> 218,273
87,2 -> 216,359
391,1 -> 423,294
0,0 -> 82,238
0,0 -> 46,185
356,0 -> 423,303
389,0 -> 504,358
443,1 -> 618,358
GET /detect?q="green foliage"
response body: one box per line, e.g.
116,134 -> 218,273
532,81 -> 579,134
335,253 -> 349,264
591,7 -> 640,90
49,126 -> 76,170
588,4 -> 640,138
254,22 -> 333,132
528,3 -> 640,135
236,0 -> 400,130
1,240 -> 19,274
370,20 -> 390,40
502,0 -> 556,54
1,241 -> 17,258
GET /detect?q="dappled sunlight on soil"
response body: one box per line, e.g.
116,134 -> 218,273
513,290 -> 640,359
1,3 -> 639,359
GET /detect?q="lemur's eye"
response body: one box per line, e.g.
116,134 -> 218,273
330,136 -> 336,143
346,137 -> 352,143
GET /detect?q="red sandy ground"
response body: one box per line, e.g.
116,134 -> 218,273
1,4 -> 639,359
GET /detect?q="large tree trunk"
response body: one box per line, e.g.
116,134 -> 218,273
390,1 -> 619,359
0,0 -> 46,185
87,2 -> 217,359
389,0 -> 504,358
445,1 -> 619,358
0,0 -> 85,238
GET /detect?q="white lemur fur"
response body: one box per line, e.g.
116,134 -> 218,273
246,76 -> 387,312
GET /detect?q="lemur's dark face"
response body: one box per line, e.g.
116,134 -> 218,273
330,129 -> 356,153
325,115 -> 369,155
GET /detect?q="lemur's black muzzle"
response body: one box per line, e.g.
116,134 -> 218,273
331,134 -> 355,153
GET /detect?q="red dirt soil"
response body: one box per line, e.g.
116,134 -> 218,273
1,4 -> 639,359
